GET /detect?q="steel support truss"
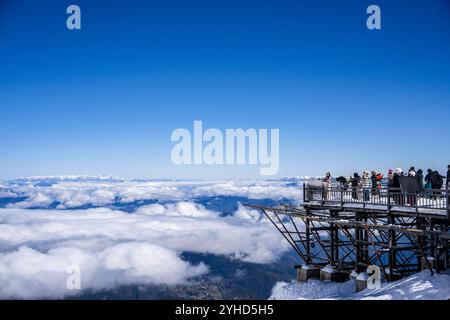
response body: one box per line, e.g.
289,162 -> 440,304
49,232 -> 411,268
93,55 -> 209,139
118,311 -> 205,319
246,204 -> 450,281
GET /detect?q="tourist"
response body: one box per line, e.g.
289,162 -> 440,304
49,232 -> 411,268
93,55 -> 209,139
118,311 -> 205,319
416,169 -> 424,190
425,169 -> 435,198
388,169 -> 394,188
371,171 -> 378,195
392,168 -> 404,205
435,170 -> 445,197
351,173 -> 360,200
376,172 -> 383,193
362,171 -> 371,201
322,172 -> 331,200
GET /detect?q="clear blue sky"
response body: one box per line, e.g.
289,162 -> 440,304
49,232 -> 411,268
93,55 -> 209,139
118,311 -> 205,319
1,0 -> 449,179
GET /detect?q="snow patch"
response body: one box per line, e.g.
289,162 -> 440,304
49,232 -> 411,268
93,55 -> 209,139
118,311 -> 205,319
270,271 -> 450,300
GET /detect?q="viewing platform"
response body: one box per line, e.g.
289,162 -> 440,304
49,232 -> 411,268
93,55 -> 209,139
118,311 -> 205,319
303,183 -> 450,220
245,180 -> 450,288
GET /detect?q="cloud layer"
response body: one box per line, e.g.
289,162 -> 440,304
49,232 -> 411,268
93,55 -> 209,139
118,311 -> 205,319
1,178 -> 303,209
0,243 -> 208,299
0,200 -> 290,299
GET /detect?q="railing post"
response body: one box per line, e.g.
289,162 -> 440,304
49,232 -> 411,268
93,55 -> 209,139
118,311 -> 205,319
363,188 -> 366,209
446,183 -> 449,220
303,182 -> 306,203
321,186 -> 325,208
387,187 -> 391,213
416,190 -> 419,217
401,190 -> 408,207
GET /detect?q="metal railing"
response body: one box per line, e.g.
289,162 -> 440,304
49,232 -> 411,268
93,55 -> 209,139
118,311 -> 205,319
303,183 -> 450,219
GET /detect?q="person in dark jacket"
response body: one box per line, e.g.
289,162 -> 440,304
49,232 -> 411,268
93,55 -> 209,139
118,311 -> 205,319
425,169 -> 438,188
416,169 -> 424,190
424,169 -> 434,198
436,169 -> 445,189
425,169 -> 444,197
351,173 -> 360,200
388,169 -> 394,188
336,176 -> 349,191
370,171 -> 378,195
392,168 -> 403,205
435,171 -> 444,189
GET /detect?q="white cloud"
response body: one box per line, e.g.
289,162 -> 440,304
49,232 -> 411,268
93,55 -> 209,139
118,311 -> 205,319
0,178 -> 300,299
232,203 -> 265,222
0,243 -> 207,299
12,192 -> 54,208
134,202 -> 216,218
0,202 -> 290,299
1,178 -> 303,209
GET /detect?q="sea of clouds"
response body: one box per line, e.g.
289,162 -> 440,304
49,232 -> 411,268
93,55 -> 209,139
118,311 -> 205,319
2,177 -> 303,209
0,177 -> 305,299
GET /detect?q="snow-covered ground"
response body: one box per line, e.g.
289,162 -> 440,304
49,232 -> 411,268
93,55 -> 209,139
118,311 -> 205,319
270,271 -> 450,300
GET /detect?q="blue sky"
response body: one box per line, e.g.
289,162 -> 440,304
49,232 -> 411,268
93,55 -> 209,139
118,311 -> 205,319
1,0 -> 449,179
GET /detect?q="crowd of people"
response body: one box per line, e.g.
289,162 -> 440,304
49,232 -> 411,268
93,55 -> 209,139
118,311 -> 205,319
320,165 -> 450,204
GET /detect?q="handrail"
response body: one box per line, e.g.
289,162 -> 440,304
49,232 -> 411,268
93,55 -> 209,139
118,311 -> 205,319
447,183 -> 450,220
303,184 -> 449,217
